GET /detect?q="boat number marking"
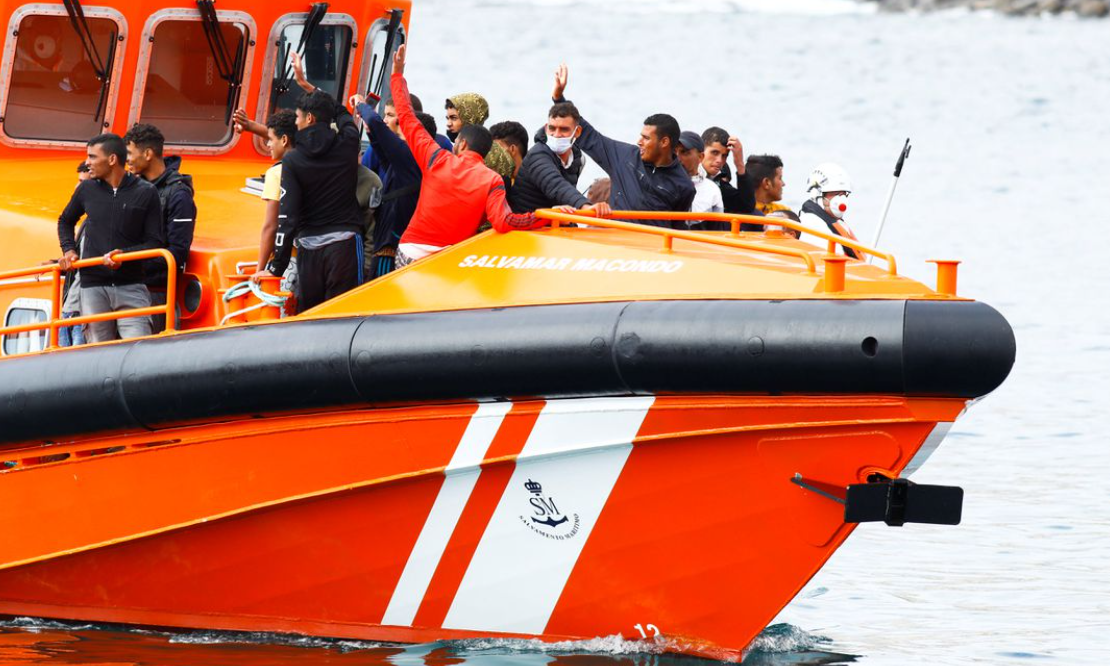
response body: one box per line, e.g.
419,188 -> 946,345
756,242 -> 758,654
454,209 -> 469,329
634,623 -> 661,638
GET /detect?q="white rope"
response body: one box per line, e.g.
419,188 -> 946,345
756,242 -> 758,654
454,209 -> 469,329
220,280 -> 288,325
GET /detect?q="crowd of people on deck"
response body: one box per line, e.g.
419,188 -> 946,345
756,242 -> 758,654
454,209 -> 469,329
50,44 -> 861,346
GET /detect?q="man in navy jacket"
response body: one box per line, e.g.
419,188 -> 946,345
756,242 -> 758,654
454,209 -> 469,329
550,64 -> 694,224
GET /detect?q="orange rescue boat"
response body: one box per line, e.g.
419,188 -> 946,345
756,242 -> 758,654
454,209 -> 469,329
0,0 -> 1015,660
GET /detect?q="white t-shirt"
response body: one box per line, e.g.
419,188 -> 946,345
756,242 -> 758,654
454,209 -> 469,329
688,164 -> 724,226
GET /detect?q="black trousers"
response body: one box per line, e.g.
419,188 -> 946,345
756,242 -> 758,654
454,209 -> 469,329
296,236 -> 363,312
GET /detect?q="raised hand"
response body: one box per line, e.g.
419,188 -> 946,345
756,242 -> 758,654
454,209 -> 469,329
393,44 -> 407,76
727,136 -> 745,173
349,93 -> 366,109
232,108 -> 249,134
553,63 -> 568,100
292,52 -> 315,93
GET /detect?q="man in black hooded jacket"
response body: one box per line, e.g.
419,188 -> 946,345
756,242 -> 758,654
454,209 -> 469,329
124,123 -> 196,332
508,102 -> 609,217
254,89 -> 363,311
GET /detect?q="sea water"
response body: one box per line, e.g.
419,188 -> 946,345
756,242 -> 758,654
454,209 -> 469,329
2,1 -> 1108,663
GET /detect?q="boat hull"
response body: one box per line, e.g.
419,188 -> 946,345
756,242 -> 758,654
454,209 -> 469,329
0,395 -> 963,660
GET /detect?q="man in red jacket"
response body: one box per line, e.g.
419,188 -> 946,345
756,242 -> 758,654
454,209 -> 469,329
370,45 -> 573,267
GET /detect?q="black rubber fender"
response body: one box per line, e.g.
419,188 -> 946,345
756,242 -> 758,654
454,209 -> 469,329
0,299 -> 1016,445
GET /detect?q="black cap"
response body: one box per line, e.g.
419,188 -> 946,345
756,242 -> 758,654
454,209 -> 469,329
678,131 -> 704,152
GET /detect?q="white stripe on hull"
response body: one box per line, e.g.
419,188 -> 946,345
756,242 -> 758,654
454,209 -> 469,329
903,422 -> 953,477
442,396 -> 654,634
381,402 -> 512,626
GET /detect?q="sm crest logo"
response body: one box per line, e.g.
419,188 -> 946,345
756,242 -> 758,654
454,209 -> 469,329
520,478 -> 580,540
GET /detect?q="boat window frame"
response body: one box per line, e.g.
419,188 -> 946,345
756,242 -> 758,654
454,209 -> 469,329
1,297 -> 52,356
0,3 -> 128,150
355,18 -> 406,109
251,11 -> 358,157
128,7 -> 257,155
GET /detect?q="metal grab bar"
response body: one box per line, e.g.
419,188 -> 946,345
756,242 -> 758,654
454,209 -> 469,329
540,209 -> 899,278
0,249 -> 177,350
536,209 -> 819,275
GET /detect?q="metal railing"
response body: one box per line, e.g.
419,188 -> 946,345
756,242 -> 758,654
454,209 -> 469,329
0,249 -> 176,351
536,209 -> 899,277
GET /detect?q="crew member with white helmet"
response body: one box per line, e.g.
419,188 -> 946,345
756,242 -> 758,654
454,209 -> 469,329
798,163 -> 860,259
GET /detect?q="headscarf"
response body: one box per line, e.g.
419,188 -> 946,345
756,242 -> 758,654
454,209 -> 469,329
484,142 -> 515,181
446,93 -> 490,127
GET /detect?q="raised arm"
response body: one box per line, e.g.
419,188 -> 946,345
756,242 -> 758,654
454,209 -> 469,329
550,64 -> 635,175
354,98 -> 413,170
389,46 -> 441,173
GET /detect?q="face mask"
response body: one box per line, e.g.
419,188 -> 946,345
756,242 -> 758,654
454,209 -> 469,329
548,133 -> 575,154
826,194 -> 849,219
447,129 -> 459,142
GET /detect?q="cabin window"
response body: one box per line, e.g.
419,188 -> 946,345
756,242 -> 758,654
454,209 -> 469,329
2,299 -> 50,356
0,9 -> 124,144
357,17 -> 406,107
252,13 -> 356,155
134,9 -> 254,147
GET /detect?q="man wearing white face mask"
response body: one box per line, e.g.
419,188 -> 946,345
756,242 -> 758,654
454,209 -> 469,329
798,162 -> 861,259
507,101 -> 611,216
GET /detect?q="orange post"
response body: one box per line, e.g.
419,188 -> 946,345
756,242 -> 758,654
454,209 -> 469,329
823,256 -> 848,293
928,260 -> 960,297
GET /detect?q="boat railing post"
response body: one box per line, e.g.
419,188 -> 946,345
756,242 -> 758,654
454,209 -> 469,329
48,267 -> 61,349
928,260 -> 960,297
823,256 -> 848,293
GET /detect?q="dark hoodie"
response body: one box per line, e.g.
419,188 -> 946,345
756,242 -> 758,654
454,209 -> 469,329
267,100 -> 362,276
144,155 -> 196,287
507,127 -> 588,214
554,96 -> 694,224
57,172 -> 164,287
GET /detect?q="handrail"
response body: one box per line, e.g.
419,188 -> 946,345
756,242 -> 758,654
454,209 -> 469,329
541,209 -> 899,278
536,210 -> 819,275
0,249 -> 176,350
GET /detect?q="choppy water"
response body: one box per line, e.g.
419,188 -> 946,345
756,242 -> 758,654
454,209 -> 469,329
4,1 -> 1108,664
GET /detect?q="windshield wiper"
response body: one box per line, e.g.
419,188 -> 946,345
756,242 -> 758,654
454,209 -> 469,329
275,3 -> 329,98
62,0 -> 115,122
196,0 -> 246,125
368,8 -> 404,101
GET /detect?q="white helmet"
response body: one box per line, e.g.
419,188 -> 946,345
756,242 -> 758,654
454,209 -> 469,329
806,163 -> 852,199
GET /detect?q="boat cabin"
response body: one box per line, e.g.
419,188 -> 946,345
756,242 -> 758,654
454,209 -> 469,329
0,0 -> 410,353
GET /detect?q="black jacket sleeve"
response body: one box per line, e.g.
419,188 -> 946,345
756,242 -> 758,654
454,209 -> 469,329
335,100 -> 360,150
267,159 -> 302,275
165,187 -> 196,270
527,148 -> 590,209
57,183 -> 88,254
718,171 -> 756,216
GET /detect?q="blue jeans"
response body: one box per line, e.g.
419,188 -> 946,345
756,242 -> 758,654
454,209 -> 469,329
58,311 -> 85,347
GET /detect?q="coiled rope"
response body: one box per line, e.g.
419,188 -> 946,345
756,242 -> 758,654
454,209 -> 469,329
220,279 -> 288,325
